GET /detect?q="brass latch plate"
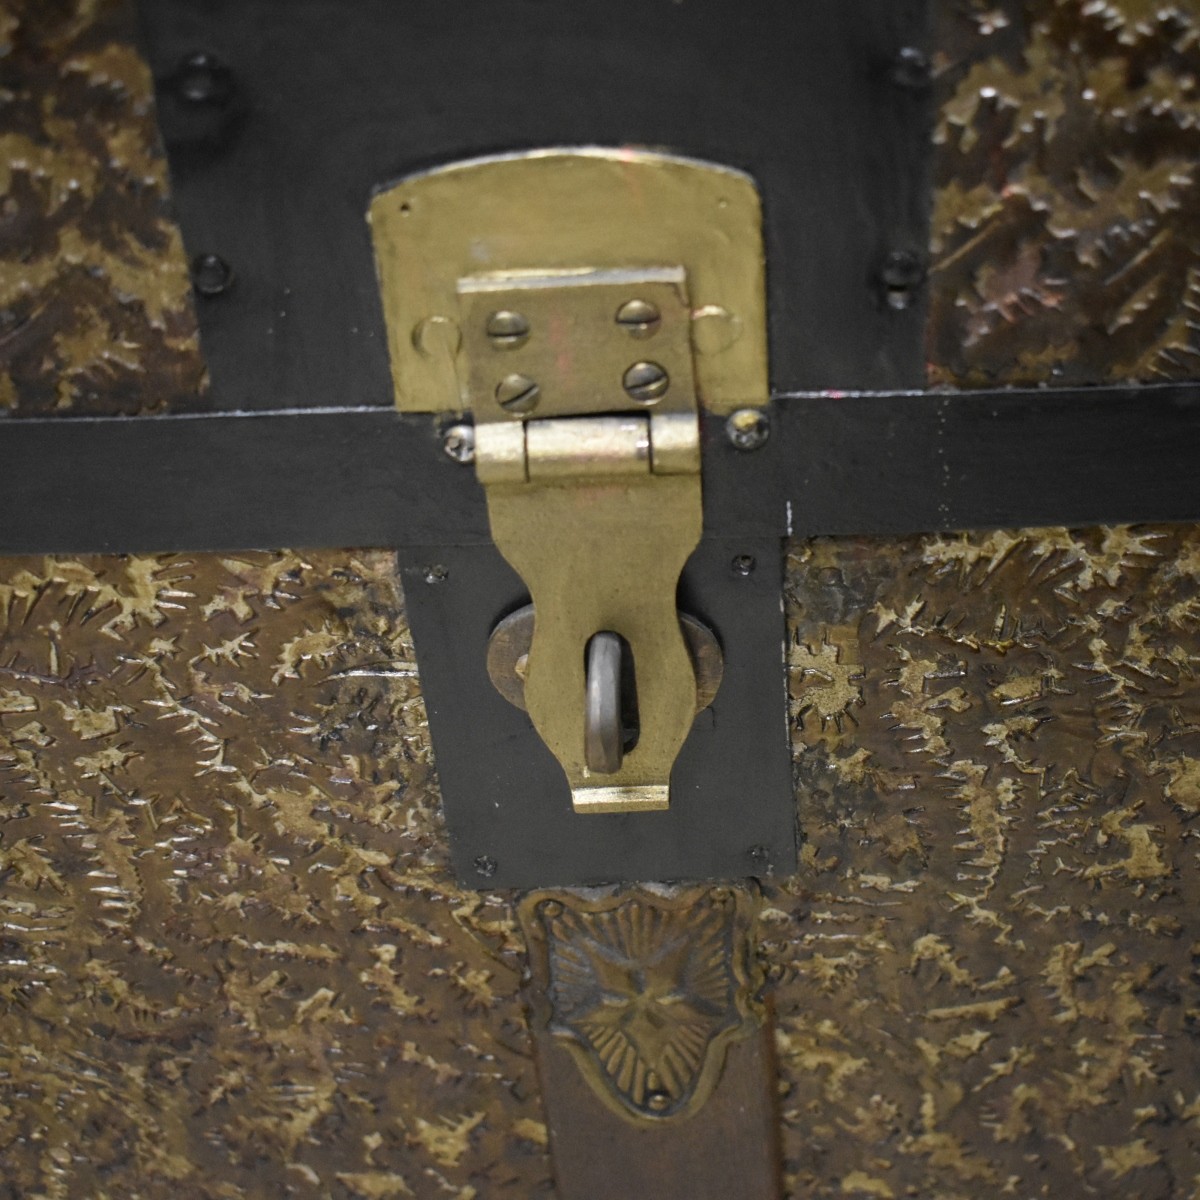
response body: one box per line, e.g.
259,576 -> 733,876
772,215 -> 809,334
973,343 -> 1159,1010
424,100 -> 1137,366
464,262 -> 703,813
368,147 -> 767,416
372,149 -> 787,861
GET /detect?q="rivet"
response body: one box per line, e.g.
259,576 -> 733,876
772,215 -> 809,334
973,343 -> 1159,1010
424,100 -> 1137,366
486,310 -> 531,349
891,46 -> 932,91
691,305 -> 741,355
879,250 -> 926,311
495,373 -> 540,414
473,854 -> 498,879
748,844 -> 770,867
725,408 -> 770,451
190,253 -> 233,297
441,423 -> 475,464
615,299 -> 661,338
175,53 -> 233,106
424,564 -> 449,585
645,1090 -> 671,1112
412,315 -> 461,359
731,554 -> 756,577
622,361 -> 669,404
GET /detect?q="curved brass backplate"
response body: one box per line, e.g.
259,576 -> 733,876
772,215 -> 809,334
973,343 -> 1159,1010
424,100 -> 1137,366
368,148 -> 767,415
520,885 -> 763,1125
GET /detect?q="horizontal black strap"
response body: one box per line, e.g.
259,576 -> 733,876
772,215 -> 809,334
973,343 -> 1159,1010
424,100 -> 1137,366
1,383 -> 1197,555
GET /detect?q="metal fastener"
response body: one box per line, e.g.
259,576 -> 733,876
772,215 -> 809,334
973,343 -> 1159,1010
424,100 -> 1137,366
495,373 -> 540,414
486,310 -> 531,349
880,250 -> 926,311
731,554 -> 756,577
190,253 -> 233,297
622,361 -> 669,403
424,564 -> 449,584
891,46 -> 932,91
615,299 -> 661,338
442,423 -> 475,464
725,407 -> 770,451
175,52 -> 233,106
645,1090 -> 671,1113
748,844 -> 770,867
473,855 -> 498,879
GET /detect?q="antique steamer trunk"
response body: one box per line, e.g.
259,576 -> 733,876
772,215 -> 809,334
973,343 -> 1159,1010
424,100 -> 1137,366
2,1 -> 1200,1197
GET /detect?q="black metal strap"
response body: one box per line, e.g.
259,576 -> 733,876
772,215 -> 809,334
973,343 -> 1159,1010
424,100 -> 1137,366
2,383 -> 1197,555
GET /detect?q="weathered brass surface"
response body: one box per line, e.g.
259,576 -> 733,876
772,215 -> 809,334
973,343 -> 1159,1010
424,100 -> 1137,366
368,148 -> 768,415
488,467 -> 701,813
772,524 -> 1200,1197
486,606 -> 725,716
474,274 -> 701,810
0,548 -> 556,1198
0,0 -> 205,415
457,270 -> 694,422
519,886 -> 762,1124
928,0 -> 1200,388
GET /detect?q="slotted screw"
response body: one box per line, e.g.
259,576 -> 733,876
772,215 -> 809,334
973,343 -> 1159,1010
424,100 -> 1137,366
495,373 -> 540,414
486,310 -> 531,349
622,361 -> 669,403
615,299 -> 661,338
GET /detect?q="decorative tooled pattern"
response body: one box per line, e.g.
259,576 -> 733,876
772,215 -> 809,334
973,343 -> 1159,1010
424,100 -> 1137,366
0,0 -> 205,415
0,552 -> 554,1199
928,0 -> 1200,387
771,526 -> 1200,1198
520,886 -> 760,1124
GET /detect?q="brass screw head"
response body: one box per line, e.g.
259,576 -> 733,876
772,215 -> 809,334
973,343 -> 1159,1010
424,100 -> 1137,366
495,373 -> 540,414
486,310 -> 531,349
726,407 -> 770,451
615,298 -> 661,338
622,361 -> 669,403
